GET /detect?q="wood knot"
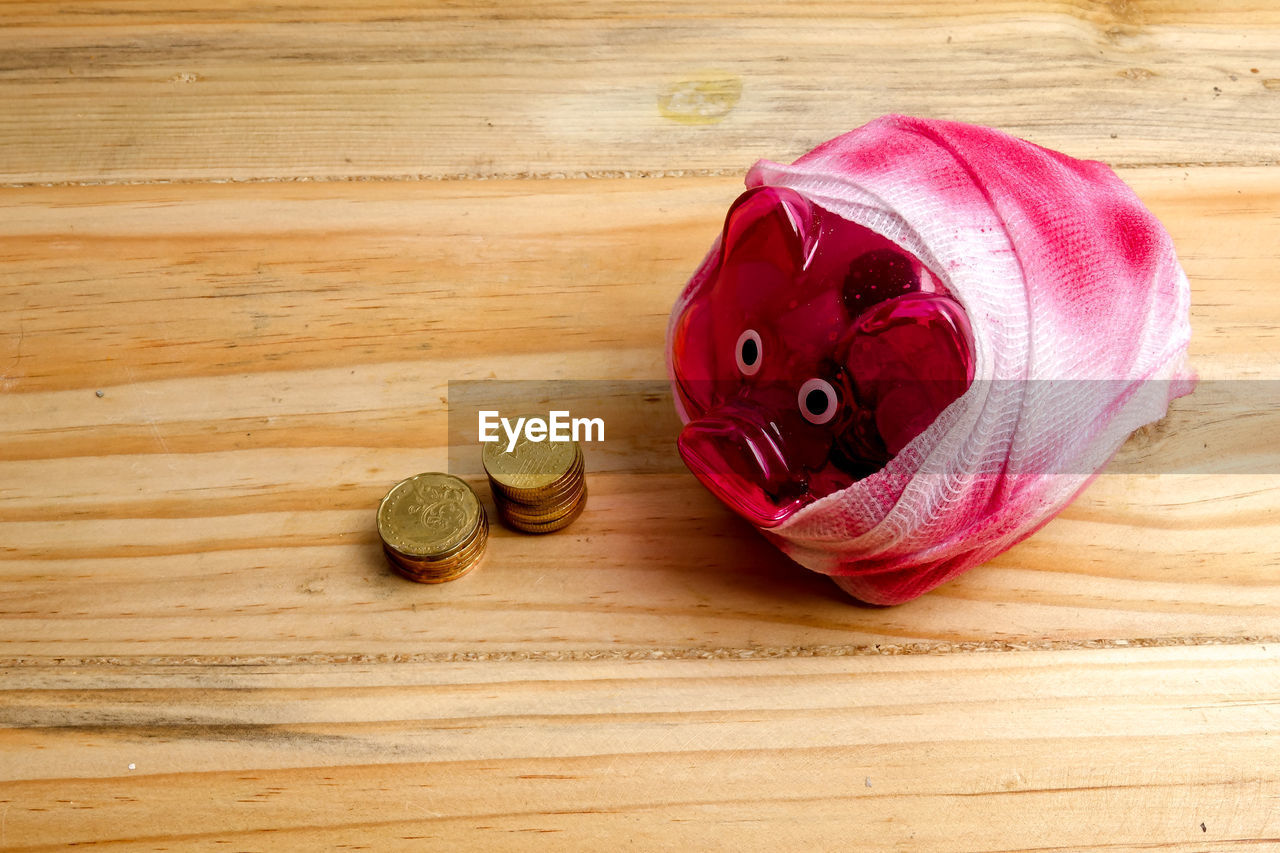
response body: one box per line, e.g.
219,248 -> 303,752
658,73 -> 743,125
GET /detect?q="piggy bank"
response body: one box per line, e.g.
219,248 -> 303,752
664,115 -> 1193,606
668,185 -> 975,527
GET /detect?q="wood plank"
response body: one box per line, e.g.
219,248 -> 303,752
1,472 -> 1277,661
0,168 -> 1273,393
1,168 -> 1278,659
0,645 -> 1277,849
2,1 -> 1278,183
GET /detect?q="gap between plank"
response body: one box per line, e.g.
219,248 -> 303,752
2,160 -> 1276,190
3,634 -> 1275,668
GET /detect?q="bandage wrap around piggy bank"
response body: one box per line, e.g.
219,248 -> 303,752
666,115 -> 1194,605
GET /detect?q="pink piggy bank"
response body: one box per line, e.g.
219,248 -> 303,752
669,184 -> 975,527
666,116 -> 1194,605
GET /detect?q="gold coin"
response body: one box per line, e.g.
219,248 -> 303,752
491,459 -> 584,505
496,484 -> 586,523
490,450 -> 584,503
385,513 -> 488,583
499,494 -> 586,534
482,428 -> 579,492
494,475 -> 584,511
377,472 -> 482,559
393,522 -> 483,564
394,512 -> 485,561
498,485 -> 586,522
481,432 -> 588,535
387,548 -> 481,583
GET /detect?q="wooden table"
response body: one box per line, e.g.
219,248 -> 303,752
3,2 -> 1278,849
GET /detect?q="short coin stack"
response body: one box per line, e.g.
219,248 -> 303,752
377,472 -> 488,583
482,432 -> 587,534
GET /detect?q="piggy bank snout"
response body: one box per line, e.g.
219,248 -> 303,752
677,401 -> 809,528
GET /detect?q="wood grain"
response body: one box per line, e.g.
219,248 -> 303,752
2,1 -> 1279,183
1,645 -> 1278,850
1,167 -> 1277,393
3,0 -> 1279,848
1,168 -> 1277,661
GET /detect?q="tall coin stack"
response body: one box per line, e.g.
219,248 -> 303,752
482,431 -> 587,534
377,472 -> 488,582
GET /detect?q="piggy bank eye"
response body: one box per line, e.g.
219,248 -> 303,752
798,378 -> 838,425
735,329 -> 762,376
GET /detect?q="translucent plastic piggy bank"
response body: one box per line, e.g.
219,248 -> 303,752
668,185 -> 975,527
665,115 -> 1193,605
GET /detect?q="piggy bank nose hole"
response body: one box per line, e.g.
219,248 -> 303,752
735,329 -> 762,376
798,378 -> 838,424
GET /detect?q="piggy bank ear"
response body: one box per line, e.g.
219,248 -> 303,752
719,186 -> 819,284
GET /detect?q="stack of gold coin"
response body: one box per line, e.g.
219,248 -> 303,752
482,433 -> 587,534
377,472 -> 488,583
